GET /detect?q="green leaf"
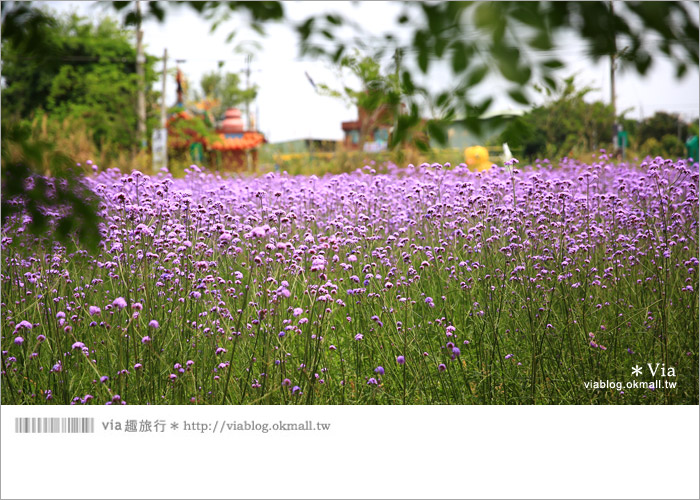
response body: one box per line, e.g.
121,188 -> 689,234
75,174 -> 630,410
634,50 -> 652,74
676,62 -> 687,78
326,14 -> 341,26
401,71 -> 415,94
417,47 -> 429,73
507,88 -> 530,105
542,75 -> 557,92
426,120 -> 448,146
529,31 -> 552,50
332,45 -> 345,63
435,36 -> 448,58
474,2 -> 499,29
466,65 -> 488,87
415,138 -> 430,152
435,92 -> 450,109
297,17 -> 314,41
542,59 -> 564,70
451,42 -> 468,73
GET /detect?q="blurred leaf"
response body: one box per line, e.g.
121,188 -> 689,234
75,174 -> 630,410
466,65 -> 489,87
542,75 -> 558,92
297,17 -> 315,41
508,88 -> 529,105
426,120 -> 447,146
435,92 -> 450,109
148,2 -> 165,22
417,47 -> 429,73
634,49 -> 652,74
326,14 -> 341,25
676,62 -> 687,79
451,41 -> 468,73
529,31 -> 552,50
401,71 -> 415,94
542,59 -> 565,70
414,138 -> 430,153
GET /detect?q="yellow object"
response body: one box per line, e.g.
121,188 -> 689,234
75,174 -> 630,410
464,146 -> 490,171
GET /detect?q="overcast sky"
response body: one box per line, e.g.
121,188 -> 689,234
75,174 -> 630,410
40,1 -> 700,143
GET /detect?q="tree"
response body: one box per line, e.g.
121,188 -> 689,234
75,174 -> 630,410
637,111 -> 689,146
199,71 -> 257,119
297,1 -> 698,148
315,52 -> 408,151
497,76 -> 615,160
2,11 -> 160,151
112,1 -> 697,150
1,4 -> 159,250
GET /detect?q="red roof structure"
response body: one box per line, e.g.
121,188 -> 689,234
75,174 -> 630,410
166,107 -> 265,171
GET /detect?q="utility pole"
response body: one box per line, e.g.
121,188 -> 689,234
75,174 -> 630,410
244,54 -> 252,130
610,0 -> 618,154
152,47 -> 168,172
393,47 -> 403,144
136,0 -> 146,150
245,53 -> 252,171
161,48 -> 168,130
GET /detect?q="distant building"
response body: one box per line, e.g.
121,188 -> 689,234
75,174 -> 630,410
210,108 -> 265,171
167,107 -> 265,171
262,138 -> 339,155
341,103 -> 397,151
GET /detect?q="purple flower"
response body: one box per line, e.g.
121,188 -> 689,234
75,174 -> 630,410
396,355 -> 405,365
100,375 -> 109,383
292,385 -> 301,394
134,363 -> 143,370
112,297 -> 127,309
37,334 -> 46,342
505,354 -> 514,360
293,307 -> 303,317
354,333 -> 364,341
282,378 -> 292,387
374,366 -> 385,375
15,320 -> 32,331
438,363 -> 447,372
71,341 -> 85,350
89,306 -> 101,316
367,377 -> 378,385
141,336 -> 151,344
148,320 -> 159,329
14,337 -> 24,345
451,347 -> 461,357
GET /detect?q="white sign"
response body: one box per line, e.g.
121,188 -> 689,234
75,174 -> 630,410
363,141 -> 387,153
152,128 -> 168,171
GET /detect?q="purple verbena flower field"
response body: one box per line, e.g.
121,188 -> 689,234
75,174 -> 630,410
2,155 -> 698,404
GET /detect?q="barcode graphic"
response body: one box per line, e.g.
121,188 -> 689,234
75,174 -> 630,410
15,418 -> 95,433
